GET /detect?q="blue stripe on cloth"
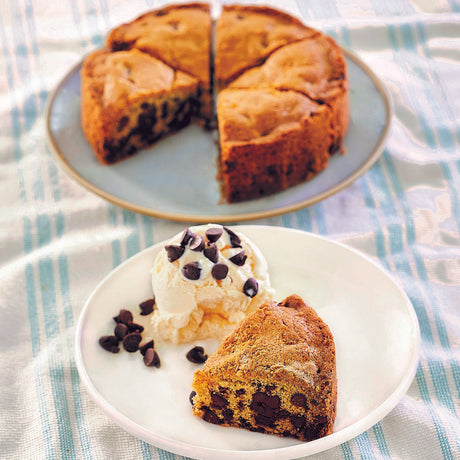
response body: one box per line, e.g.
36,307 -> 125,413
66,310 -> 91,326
24,0 -> 94,455
0,8 -> 54,460
380,20 -> 459,415
142,215 -> 154,248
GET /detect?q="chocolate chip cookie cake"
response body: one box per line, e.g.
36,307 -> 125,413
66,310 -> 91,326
106,3 -> 212,123
190,295 -> 337,441
81,48 -> 200,164
214,4 -> 318,90
81,3 -> 349,202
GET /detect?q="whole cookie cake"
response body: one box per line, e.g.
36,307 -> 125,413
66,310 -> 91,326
80,3 -> 349,202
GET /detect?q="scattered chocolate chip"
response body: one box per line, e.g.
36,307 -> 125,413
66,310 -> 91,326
211,263 -> 228,280
113,309 -> 133,325
99,335 -> 120,353
211,392 -> 228,409
165,244 -> 184,262
291,393 -> 307,408
229,250 -> 247,266
122,333 -> 142,352
236,389 -> 246,396
139,339 -> 154,356
180,228 -> 194,246
205,227 -> 223,243
186,346 -> 208,363
143,348 -> 161,367
139,298 -> 155,315
189,391 -> 196,405
189,235 -> 205,252
243,278 -> 258,297
127,323 -> 144,333
204,244 -> 218,263
182,261 -> 201,280
290,414 -> 306,430
203,409 -> 220,425
224,226 -> 242,248
114,323 -> 128,340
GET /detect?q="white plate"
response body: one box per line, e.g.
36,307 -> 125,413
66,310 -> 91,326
75,226 -> 420,459
47,51 -> 392,222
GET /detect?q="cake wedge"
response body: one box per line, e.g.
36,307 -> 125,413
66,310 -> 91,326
81,48 -> 200,164
191,295 -> 337,441
106,3 -> 212,124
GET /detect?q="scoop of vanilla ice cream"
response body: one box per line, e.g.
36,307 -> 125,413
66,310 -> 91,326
150,224 -> 274,343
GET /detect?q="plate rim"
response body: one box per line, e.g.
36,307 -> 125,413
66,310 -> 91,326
75,225 -> 420,459
45,49 -> 393,223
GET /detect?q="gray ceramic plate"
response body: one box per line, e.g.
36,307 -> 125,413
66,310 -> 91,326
46,50 -> 392,222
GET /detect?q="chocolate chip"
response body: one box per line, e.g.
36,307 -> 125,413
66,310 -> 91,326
99,335 -> 120,353
139,298 -> 155,315
180,228 -> 194,246
113,309 -> 133,325
290,414 -> 306,430
182,262 -> 201,280
276,410 -> 290,419
211,392 -> 228,409
143,348 -> 161,367
211,263 -> 228,280
117,116 -> 129,132
165,244 -> 184,262
189,391 -> 196,405
252,392 -> 280,410
204,244 -> 218,263
224,226 -> 242,248
250,392 -> 280,421
186,346 -> 208,363
203,409 -> 220,425
236,389 -> 246,396
122,333 -> 142,352
205,227 -> 223,243
222,408 -> 234,422
127,323 -> 144,333
229,250 -> 247,266
243,278 -> 258,297
291,393 -> 307,408
114,323 -> 128,340
254,414 -> 276,427
161,101 -> 168,119
189,235 -> 205,252
139,339 -> 154,356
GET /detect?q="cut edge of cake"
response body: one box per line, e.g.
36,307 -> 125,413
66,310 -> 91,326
81,48 -> 200,164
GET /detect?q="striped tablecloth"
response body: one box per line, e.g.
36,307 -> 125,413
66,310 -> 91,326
1,0 -> 459,458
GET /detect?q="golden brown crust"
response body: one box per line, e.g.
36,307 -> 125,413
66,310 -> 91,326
228,34 -> 350,158
191,295 -> 337,441
217,88 -> 333,202
215,5 -> 318,88
106,3 -> 212,120
81,48 -> 200,164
